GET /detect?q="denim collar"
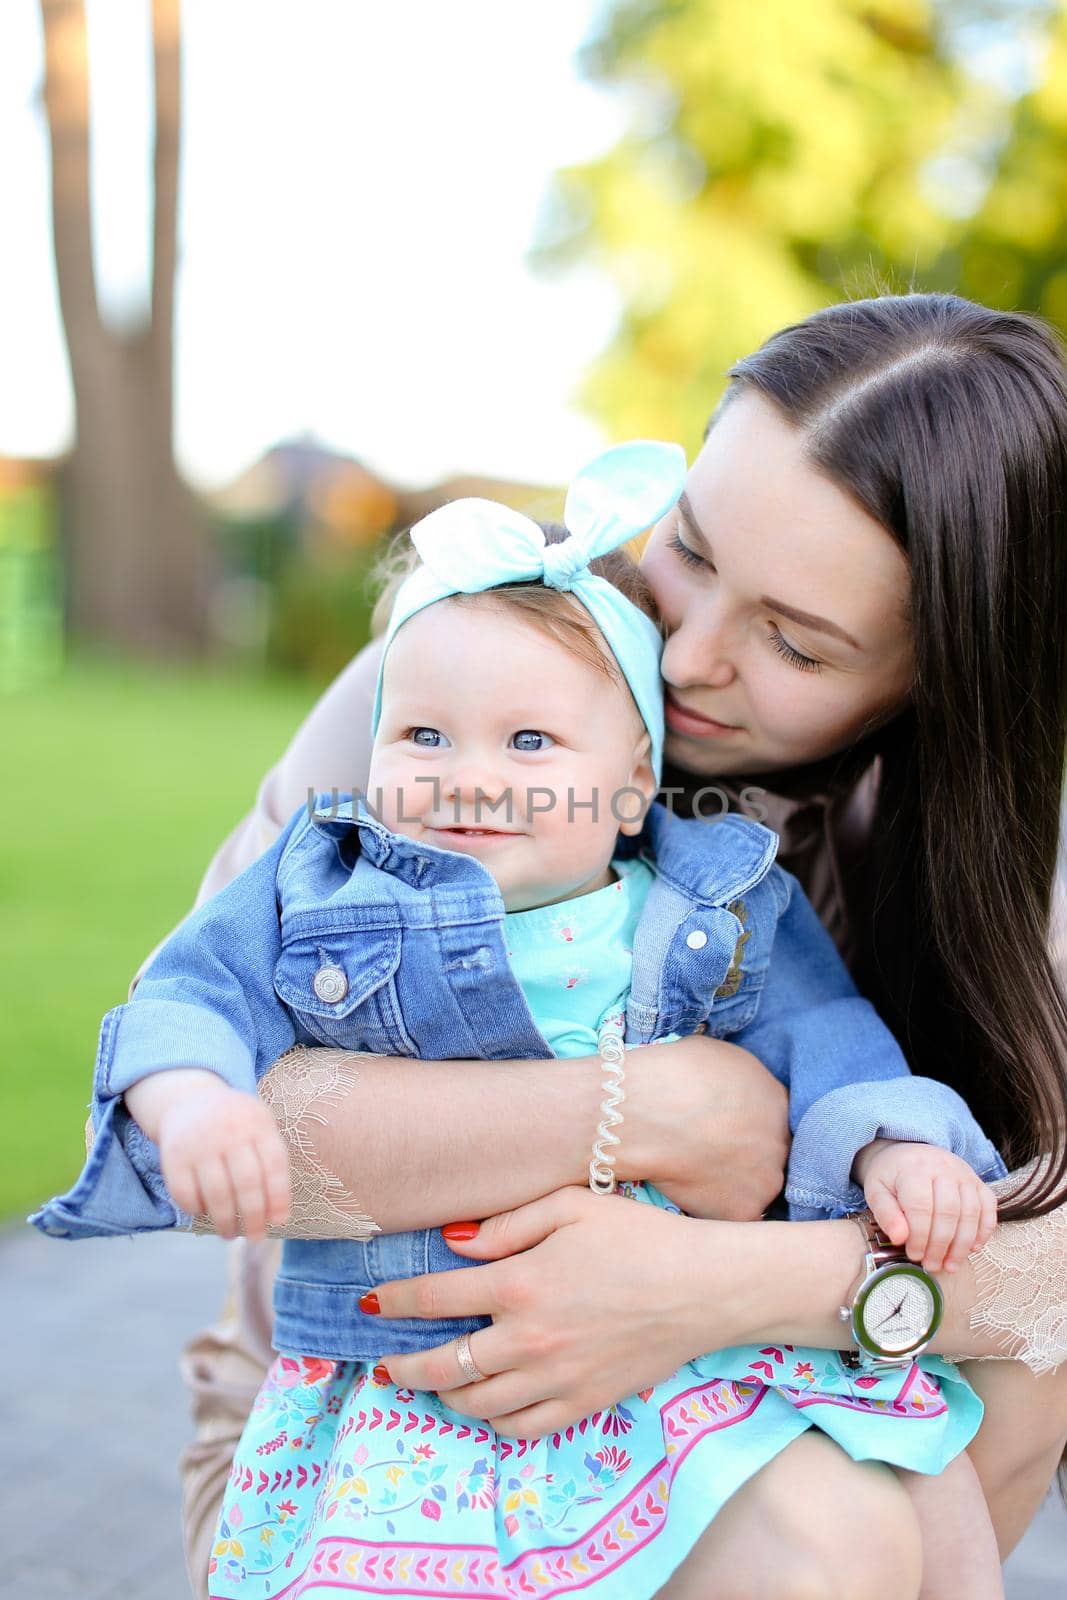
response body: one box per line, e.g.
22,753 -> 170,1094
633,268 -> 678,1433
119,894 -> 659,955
309,793 -> 777,912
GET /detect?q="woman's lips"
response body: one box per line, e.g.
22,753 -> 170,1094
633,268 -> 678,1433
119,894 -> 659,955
664,691 -> 742,739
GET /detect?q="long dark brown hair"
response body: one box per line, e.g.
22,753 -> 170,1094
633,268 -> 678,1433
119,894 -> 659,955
727,293 -> 1067,1220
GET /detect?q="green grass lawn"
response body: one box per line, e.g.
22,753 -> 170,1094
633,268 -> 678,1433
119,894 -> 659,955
2,656 -> 316,1221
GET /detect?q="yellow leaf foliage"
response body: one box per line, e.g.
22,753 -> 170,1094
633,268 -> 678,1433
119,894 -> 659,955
541,0 -> 1067,450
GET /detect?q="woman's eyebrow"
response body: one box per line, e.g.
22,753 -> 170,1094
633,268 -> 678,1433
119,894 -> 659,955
677,491 -> 863,652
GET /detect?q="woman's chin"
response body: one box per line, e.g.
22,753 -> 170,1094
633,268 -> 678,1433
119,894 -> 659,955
663,731 -> 760,778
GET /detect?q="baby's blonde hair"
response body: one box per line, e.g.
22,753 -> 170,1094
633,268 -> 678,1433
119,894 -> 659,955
370,522 -> 663,692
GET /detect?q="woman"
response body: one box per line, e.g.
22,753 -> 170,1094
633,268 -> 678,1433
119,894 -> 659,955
173,293 -> 1067,1596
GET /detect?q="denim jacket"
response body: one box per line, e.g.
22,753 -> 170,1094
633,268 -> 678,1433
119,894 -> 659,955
30,797 -> 1004,1359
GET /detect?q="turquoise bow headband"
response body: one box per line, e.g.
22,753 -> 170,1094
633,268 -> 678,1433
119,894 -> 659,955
371,440 -> 688,781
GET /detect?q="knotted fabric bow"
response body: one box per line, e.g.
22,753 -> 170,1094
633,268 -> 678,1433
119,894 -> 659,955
372,440 -> 688,779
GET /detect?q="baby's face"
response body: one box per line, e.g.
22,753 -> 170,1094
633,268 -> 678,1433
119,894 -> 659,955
369,598 -> 656,912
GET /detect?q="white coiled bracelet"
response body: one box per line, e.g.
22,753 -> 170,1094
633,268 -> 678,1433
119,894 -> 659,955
588,1012 -> 627,1194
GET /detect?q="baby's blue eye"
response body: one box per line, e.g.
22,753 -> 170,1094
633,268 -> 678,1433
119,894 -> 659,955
511,730 -> 553,752
410,727 -> 450,747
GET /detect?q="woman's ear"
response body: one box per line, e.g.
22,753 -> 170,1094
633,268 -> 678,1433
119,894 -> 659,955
618,731 -> 657,837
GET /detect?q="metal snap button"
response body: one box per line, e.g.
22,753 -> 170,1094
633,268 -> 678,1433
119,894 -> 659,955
313,964 -> 349,1004
686,930 -> 708,950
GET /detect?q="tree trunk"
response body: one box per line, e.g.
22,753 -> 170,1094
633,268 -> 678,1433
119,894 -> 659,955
41,0 -> 211,653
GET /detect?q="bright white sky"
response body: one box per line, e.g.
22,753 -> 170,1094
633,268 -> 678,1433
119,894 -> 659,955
0,0 -> 625,489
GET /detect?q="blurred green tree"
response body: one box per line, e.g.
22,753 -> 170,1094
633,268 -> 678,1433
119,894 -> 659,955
536,0 -> 1038,451
40,0 -> 209,653
949,6 -> 1067,322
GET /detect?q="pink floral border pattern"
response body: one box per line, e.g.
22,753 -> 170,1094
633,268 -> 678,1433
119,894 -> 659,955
254,1378 -> 765,1598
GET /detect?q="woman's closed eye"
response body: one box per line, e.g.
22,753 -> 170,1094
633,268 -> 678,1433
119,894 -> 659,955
768,627 -> 824,675
666,526 -> 712,573
667,527 -> 825,675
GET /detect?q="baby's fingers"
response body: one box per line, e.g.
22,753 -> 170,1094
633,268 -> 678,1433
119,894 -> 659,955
863,1179 -> 909,1248
197,1154 -> 241,1239
257,1125 -> 292,1230
225,1142 -> 269,1241
898,1177 -> 935,1265
921,1177 -> 962,1272
942,1185 -> 982,1273
976,1185 -> 999,1251
164,1153 -> 207,1224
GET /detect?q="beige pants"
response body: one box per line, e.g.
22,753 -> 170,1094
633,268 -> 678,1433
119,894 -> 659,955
179,1239 -> 279,1600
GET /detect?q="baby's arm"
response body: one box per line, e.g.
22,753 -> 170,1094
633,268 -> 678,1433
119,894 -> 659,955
728,872 -> 1004,1220
113,799 -> 311,1235
32,804 -> 312,1243
853,1137 -> 998,1273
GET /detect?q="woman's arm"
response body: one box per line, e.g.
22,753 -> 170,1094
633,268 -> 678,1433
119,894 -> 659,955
248,1035 -> 791,1236
366,1186 -> 1067,1437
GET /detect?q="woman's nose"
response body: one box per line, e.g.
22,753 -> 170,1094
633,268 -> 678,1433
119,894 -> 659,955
661,611 -> 738,691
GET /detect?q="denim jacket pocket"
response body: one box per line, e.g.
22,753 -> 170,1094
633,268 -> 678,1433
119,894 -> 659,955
700,985 -> 761,1038
273,926 -> 417,1056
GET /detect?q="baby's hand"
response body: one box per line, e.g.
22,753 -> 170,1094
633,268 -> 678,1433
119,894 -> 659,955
155,1075 -> 291,1241
856,1140 -> 997,1273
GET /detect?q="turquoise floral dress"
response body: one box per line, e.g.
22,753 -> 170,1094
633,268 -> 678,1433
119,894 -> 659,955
208,860 -> 981,1599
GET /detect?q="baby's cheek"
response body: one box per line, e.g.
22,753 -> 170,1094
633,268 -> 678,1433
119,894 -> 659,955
365,757 -> 416,830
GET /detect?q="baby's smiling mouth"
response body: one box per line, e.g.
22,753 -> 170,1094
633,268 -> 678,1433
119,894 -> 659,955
429,825 -> 523,838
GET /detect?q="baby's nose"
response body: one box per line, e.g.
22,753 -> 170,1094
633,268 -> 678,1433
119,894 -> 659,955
445,764 -> 511,813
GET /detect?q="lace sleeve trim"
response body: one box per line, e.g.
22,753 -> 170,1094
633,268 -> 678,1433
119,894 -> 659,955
189,1046 -> 381,1240
969,1161 -> 1067,1374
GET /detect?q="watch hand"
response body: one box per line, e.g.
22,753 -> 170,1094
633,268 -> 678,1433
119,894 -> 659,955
874,1296 -> 908,1330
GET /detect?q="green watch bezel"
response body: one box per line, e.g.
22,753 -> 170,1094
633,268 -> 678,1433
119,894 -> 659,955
852,1259 -> 944,1360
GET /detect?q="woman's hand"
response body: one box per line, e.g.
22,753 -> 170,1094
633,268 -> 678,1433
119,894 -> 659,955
625,1035 -> 789,1219
372,1186 -> 740,1439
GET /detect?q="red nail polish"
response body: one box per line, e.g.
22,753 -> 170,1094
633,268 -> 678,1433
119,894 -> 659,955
358,1291 -> 381,1314
442,1221 -> 480,1241
372,1363 -> 391,1384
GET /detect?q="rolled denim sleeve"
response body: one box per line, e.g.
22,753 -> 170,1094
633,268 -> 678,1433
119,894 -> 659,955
731,873 -> 1002,1219
786,1076 -> 1007,1219
30,805 -> 308,1240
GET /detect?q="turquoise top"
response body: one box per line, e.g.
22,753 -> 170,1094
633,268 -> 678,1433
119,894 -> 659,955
502,856 -> 655,1059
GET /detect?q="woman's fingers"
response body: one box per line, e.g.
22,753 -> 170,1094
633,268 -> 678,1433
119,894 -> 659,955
487,1401 -> 574,1442
381,1325 -> 507,1393
437,1186 -> 593,1260
371,1261 -> 508,1326
435,1373 -> 548,1421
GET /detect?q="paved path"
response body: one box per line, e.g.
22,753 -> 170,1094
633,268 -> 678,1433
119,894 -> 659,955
3,1224 -> 1064,1598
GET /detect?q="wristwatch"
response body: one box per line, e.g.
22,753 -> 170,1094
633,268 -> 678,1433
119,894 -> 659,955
839,1210 -> 944,1369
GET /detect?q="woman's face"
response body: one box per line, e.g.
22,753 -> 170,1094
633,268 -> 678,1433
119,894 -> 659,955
640,390 -> 915,777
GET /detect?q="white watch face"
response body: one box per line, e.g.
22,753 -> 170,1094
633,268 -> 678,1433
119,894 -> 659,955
859,1268 -> 938,1354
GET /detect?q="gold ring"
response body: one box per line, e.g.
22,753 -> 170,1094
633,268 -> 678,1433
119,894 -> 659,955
455,1332 -> 486,1384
